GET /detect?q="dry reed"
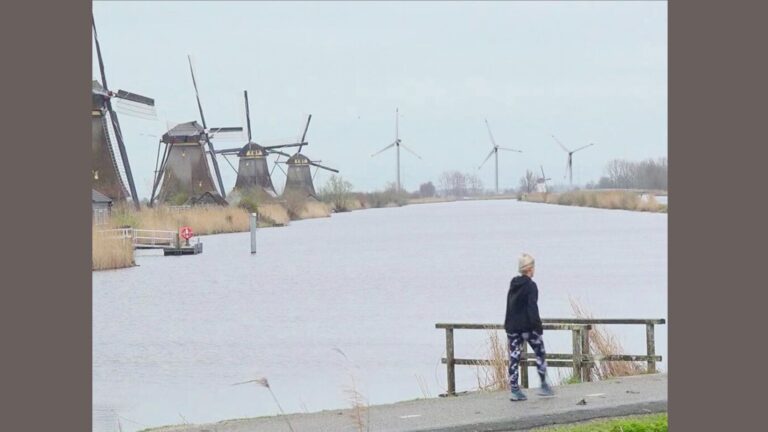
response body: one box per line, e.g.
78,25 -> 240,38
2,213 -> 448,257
473,330 -> 509,392
523,190 -> 663,212
570,299 -> 647,380
333,348 -> 370,432
111,205 -> 251,235
92,228 -> 134,271
231,377 -> 295,432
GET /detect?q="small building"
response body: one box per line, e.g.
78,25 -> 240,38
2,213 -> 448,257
92,189 -> 113,225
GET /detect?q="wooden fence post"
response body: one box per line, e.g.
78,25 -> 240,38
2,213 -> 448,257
581,327 -> 592,382
572,328 -> 583,382
646,324 -> 656,373
446,328 -> 456,395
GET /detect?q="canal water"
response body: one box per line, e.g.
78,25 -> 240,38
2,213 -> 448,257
93,199 -> 667,432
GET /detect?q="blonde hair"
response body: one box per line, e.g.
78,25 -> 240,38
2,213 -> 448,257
518,253 -> 535,274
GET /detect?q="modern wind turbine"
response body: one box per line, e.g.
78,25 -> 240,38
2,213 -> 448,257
551,135 -> 595,187
371,108 -> 421,192
478,119 -> 522,194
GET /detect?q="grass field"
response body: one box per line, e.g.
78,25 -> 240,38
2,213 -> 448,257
530,413 -> 667,432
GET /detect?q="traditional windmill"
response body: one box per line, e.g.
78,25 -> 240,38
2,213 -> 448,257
215,91 -> 305,198
92,16 -> 155,210
535,165 -> 552,193
478,119 -> 522,194
277,116 -> 339,199
371,108 -> 421,192
551,135 -> 595,187
149,56 -> 242,206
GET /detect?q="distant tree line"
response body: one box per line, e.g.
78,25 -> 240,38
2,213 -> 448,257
436,170 -> 484,197
589,158 -> 668,191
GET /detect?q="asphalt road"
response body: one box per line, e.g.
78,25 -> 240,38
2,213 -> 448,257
148,373 -> 667,432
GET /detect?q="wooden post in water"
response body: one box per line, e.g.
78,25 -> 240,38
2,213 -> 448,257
249,213 -> 258,254
445,328 -> 455,395
646,324 -> 656,373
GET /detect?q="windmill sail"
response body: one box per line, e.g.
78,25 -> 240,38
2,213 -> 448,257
92,81 -> 129,200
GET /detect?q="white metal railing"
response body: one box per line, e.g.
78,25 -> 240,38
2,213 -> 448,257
96,228 -> 181,249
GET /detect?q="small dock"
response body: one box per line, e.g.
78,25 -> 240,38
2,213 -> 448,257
98,228 -> 203,256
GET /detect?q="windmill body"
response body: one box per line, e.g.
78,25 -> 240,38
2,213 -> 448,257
152,121 -> 226,205
283,154 -> 319,198
233,143 -> 278,197
281,152 -> 339,199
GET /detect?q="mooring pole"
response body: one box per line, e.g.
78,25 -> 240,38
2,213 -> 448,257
250,213 -> 258,254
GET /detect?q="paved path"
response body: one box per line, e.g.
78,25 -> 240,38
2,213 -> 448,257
149,374 -> 667,432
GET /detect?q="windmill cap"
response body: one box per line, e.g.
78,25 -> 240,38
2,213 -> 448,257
518,253 -> 535,273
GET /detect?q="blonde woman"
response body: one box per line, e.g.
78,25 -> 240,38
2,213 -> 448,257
504,253 -> 554,401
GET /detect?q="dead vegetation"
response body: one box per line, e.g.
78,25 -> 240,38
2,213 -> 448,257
521,190 -> 665,212
92,228 -> 134,271
570,299 -> 647,380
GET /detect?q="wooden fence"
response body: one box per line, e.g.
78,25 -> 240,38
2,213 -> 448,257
436,318 -> 665,395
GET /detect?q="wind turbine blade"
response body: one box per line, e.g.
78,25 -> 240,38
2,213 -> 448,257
309,161 -> 339,173
572,142 -> 595,153
371,142 -> 396,157
399,143 -> 422,159
485,119 -> 497,148
498,147 -> 522,152
478,148 -> 495,169
551,134 -> 570,153
395,108 -> 399,141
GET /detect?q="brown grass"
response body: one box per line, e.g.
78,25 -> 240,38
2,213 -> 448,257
570,299 -> 647,380
332,348 -> 370,432
522,190 -> 664,212
92,228 -> 134,271
473,330 -> 509,392
111,205 -> 254,235
255,203 -> 290,226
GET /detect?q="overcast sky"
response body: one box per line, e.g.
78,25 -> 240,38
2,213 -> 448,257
93,1 -> 667,197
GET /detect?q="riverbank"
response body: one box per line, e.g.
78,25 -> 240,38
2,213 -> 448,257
520,190 -> 667,213
142,374 -> 667,432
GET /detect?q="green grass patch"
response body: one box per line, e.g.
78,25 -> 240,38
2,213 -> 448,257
531,413 -> 667,432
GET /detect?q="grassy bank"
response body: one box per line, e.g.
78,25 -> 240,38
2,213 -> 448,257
530,413 -> 667,432
92,228 -> 134,271
521,190 -> 667,213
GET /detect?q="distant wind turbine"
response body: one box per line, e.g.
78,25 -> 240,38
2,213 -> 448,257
551,135 -> 594,187
371,108 -> 421,192
478,119 -> 522,194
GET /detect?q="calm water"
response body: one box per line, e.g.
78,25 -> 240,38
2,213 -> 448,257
93,199 -> 667,432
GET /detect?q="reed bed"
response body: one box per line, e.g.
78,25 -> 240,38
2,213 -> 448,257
110,205 -> 250,235
473,330 -> 509,391
522,190 -> 664,212
92,228 -> 134,271
570,299 -> 647,380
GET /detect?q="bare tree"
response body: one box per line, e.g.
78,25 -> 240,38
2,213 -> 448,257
518,170 -> 537,193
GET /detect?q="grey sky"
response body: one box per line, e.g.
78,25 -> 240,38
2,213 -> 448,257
93,1 -> 667,197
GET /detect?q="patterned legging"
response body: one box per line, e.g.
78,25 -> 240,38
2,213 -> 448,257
507,331 -> 547,391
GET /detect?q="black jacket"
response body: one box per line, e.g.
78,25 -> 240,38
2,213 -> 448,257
504,275 -> 543,334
